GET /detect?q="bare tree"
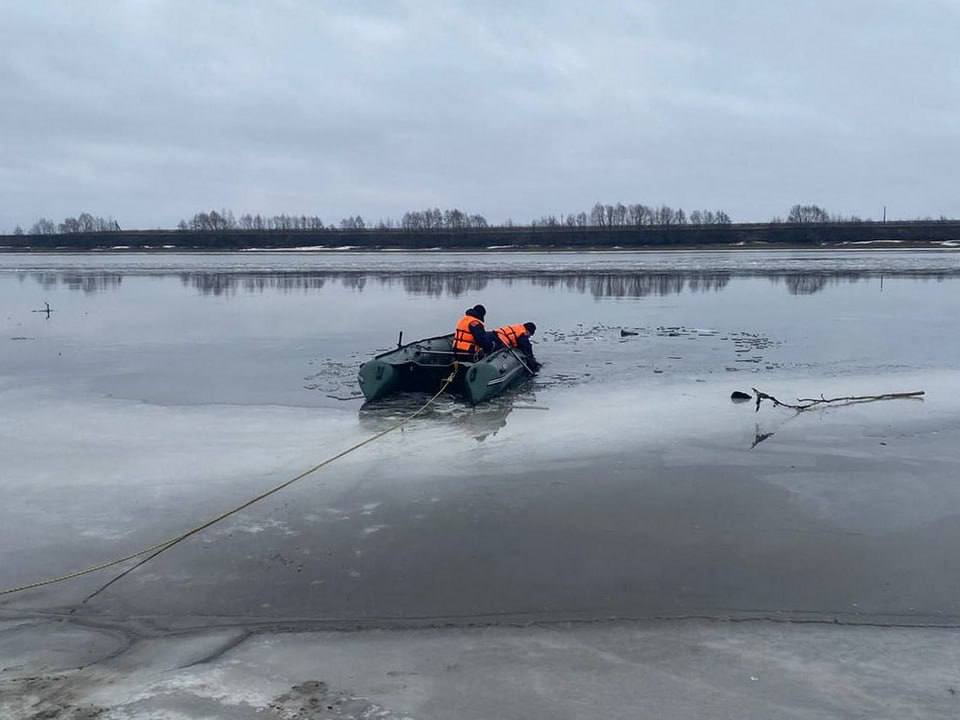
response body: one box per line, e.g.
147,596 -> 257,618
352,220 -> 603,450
787,204 -> 830,223
190,212 -> 209,231
590,203 -> 605,227
604,204 -> 615,227
532,214 -> 559,227
339,215 -> 365,230
613,202 -> 627,226
77,212 -> 96,232
654,205 -> 675,225
29,218 -> 56,234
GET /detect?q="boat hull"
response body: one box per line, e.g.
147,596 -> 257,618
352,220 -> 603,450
357,334 -> 532,404
462,349 -> 532,404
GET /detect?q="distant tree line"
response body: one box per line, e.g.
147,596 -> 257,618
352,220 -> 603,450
771,204 -> 859,224
14,212 -> 120,235
173,203 -> 728,233
174,207 -> 490,232
177,210 -> 328,232
769,204 -> 957,224
531,203 -> 732,228
11,203 -> 959,237
785,204 -> 832,223
400,208 -> 489,230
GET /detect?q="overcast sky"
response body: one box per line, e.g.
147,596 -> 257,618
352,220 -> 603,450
1,0 -> 958,231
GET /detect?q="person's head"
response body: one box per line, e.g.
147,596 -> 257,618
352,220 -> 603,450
523,322 -> 536,336
466,304 -> 486,320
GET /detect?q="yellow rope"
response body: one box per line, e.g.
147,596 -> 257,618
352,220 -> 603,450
0,366 -> 458,598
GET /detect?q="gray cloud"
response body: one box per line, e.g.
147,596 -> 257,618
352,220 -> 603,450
1,0 -> 958,230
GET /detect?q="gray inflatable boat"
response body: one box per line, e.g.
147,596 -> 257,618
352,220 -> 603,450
357,334 -> 534,404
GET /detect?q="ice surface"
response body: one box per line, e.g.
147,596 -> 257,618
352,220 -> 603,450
3,249 -> 960,718
2,250 -> 960,625
2,618 -> 959,720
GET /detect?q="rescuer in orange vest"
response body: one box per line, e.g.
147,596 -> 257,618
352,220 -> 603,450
494,321 -> 541,371
453,304 -> 495,358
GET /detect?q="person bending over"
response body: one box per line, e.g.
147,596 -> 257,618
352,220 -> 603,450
494,321 -> 541,371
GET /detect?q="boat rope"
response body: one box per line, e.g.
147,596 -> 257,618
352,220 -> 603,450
0,365 -> 459,599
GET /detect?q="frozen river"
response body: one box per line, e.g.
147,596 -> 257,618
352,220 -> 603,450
2,249 -> 960,625
3,249 -> 960,718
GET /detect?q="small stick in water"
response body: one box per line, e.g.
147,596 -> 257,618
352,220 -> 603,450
31,302 -> 53,318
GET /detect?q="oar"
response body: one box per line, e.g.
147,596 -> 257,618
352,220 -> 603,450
508,347 -> 536,375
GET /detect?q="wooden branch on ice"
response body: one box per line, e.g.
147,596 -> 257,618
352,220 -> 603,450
751,388 -> 925,413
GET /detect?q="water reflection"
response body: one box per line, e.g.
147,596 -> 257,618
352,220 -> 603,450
28,271 -> 124,294
15,269 -> 958,298
357,390 -> 534,442
402,274 -> 489,297
530,272 -> 730,296
179,272 -> 328,296
769,275 -> 865,295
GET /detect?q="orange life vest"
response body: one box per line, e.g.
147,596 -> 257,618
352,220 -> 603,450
495,324 -> 527,348
453,315 -> 484,353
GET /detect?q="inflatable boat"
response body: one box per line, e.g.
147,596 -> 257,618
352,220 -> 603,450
357,334 -> 534,404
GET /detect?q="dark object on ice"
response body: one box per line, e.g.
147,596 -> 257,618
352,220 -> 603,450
731,391 -> 752,401
31,302 -> 53,319
620,329 -> 639,337
358,334 -> 534,404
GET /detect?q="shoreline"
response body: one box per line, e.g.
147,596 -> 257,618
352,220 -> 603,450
3,219 -> 959,253
2,240 -> 960,254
